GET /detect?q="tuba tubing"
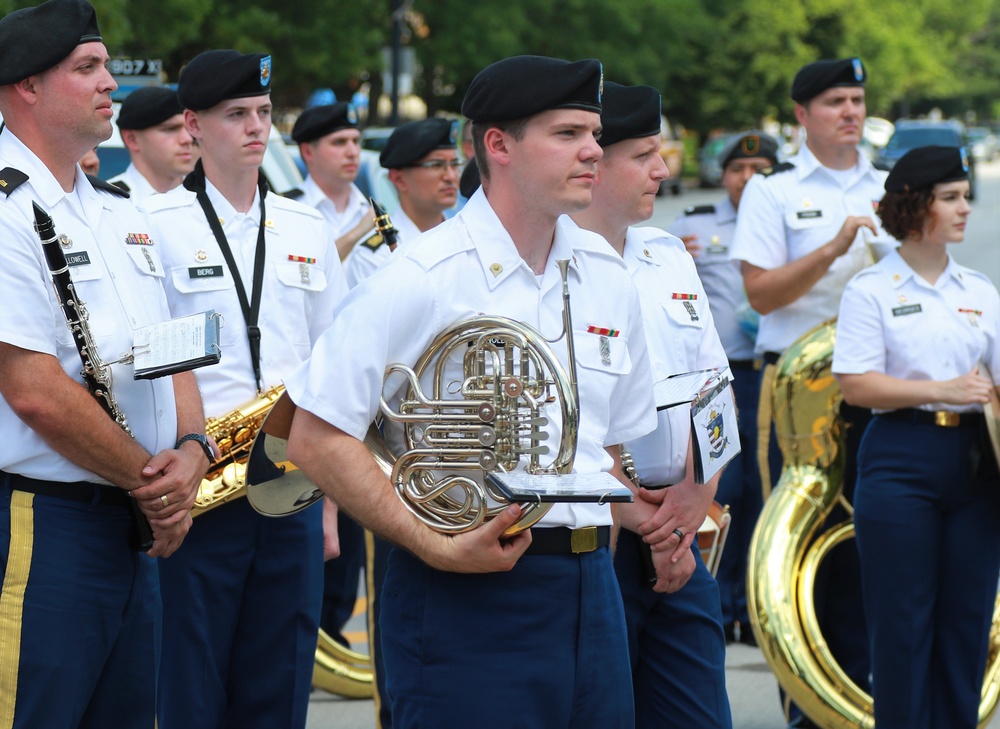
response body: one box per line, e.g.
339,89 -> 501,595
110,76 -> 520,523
747,319 -> 1000,728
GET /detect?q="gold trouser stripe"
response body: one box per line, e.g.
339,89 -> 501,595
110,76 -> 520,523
757,362 -> 778,501
365,529 -> 383,729
0,490 -> 35,729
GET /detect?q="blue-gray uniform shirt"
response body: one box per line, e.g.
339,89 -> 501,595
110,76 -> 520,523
670,197 -> 755,362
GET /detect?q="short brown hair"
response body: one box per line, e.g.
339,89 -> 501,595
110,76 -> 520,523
471,118 -> 529,181
876,189 -> 934,241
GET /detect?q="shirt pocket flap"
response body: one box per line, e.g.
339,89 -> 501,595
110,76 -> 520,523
574,330 -> 632,376
275,261 -> 328,292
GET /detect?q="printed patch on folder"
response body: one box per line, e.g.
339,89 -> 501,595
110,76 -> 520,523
892,304 -> 922,317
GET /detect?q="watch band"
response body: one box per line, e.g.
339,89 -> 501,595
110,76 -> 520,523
175,433 -> 214,462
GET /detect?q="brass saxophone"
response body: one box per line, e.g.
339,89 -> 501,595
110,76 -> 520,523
746,320 -> 1000,728
192,385 -> 286,517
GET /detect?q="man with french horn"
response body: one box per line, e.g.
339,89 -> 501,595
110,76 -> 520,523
569,81 -> 734,729
141,50 -> 349,729
0,1 -> 210,726
285,55 -> 657,728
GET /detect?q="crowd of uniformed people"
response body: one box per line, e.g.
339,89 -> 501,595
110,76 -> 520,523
0,1 -> 997,729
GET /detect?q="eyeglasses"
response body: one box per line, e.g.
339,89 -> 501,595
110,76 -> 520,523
410,159 -> 462,173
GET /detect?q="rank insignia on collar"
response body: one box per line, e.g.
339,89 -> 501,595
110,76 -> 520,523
490,263 -> 503,277
892,274 -> 900,282
801,199 -> 812,208
898,294 -> 907,303
265,219 -> 274,228
643,248 -> 652,258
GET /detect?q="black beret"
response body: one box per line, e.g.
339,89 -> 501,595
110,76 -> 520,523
459,158 -> 481,199
291,102 -> 359,144
598,82 -> 661,148
178,50 -> 272,111
718,131 -> 779,169
117,86 -> 184,130
461,56 -> 602,122
0,0 -> 101,86
884,145 -> 969,193
791,57 -> 866,103
380,118 -> 459,169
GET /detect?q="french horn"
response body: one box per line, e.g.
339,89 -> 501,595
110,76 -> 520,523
746,319 -> 1000,728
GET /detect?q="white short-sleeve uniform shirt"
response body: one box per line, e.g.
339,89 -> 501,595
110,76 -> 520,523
669,197 -> 755,361
142,179 -> 348,416
107,163 -> 159,204
297,176 -> 370,238
0,130 -> 178,482
611,225 -> 730,486
730,144 -> 892,355
832,249 -> 1000,414
287,188 -> 657,529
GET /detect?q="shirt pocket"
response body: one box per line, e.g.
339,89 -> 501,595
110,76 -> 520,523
573,331 -> 632,376
54,251 -> 115,345
169,266 -> 240,346
124,245 -> 165,279
274,260 -> 329,293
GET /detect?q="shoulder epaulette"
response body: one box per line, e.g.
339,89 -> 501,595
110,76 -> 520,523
111,180 -> 131,193
87,174 -> 129,198
684,204 -> 715,216
361,232 -> 385,252
759,161 -> 795,177
0,167 -> 29,197
873,160 -> 892,172
282,188 -> 305,200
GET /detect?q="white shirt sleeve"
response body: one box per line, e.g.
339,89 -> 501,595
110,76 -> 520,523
831,275 -> 885,376
730,174 -> 789,271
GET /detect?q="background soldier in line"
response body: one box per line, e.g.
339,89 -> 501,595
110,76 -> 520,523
289,102 -> 374,261
670,131 -> 779,645
109,85 -> 195,201
570,81 -> 734,729
0,1 -> 208,726
142,50 -> 348,729
729,57 -> 893,729
344,116 -> 459,287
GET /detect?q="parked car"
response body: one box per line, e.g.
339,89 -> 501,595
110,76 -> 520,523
875,119 -> 976,200
697,135 -> 731,188
658,116 -> 684,196
967,126 -> 998,162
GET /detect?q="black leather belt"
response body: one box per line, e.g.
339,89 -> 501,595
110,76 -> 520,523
762,351 -> 782,366
728,358 -> 760,371
1,470 -> 131,507
879,409 -> 982,429
525,526 -> 611,555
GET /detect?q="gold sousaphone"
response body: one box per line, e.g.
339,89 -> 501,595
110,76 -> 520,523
746,320 -> 1000,728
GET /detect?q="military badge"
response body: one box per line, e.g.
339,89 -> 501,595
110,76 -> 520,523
260,56 -> 272,87
742,135 -> 760,156
852,58 -> 864,81
347,105 -> 358,125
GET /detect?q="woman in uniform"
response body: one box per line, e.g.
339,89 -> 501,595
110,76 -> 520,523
832,145 -> 1000,729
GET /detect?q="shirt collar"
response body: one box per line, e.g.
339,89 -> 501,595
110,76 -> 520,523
205,177 -> 261,227
714,195 -> 737,224
794,142 -> 880,187
881,248 -> 967,290
0,127 -> 67,210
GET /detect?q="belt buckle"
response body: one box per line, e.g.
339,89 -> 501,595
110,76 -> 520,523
570,526 -> 598,554
935,411 -> 960,428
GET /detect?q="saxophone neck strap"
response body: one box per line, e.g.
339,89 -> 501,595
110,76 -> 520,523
184,160 -> 268,393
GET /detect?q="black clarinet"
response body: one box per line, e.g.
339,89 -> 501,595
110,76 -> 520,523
370,197 -> 399,251
33,202 -> 154,552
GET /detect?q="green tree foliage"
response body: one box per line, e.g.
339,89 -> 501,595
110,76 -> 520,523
2,0 -> 997,130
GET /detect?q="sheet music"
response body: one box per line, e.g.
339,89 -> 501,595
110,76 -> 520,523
132,310 -> 221,379
653,368 -> 723,411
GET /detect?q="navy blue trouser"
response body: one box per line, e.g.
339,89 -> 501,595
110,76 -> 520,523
0,478 -> 160,729
379,544 -> 634,729
714,367 -> 763,629
615,530 -> 733,728
157,497 -> 323,729
855,415 -> 1000,729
